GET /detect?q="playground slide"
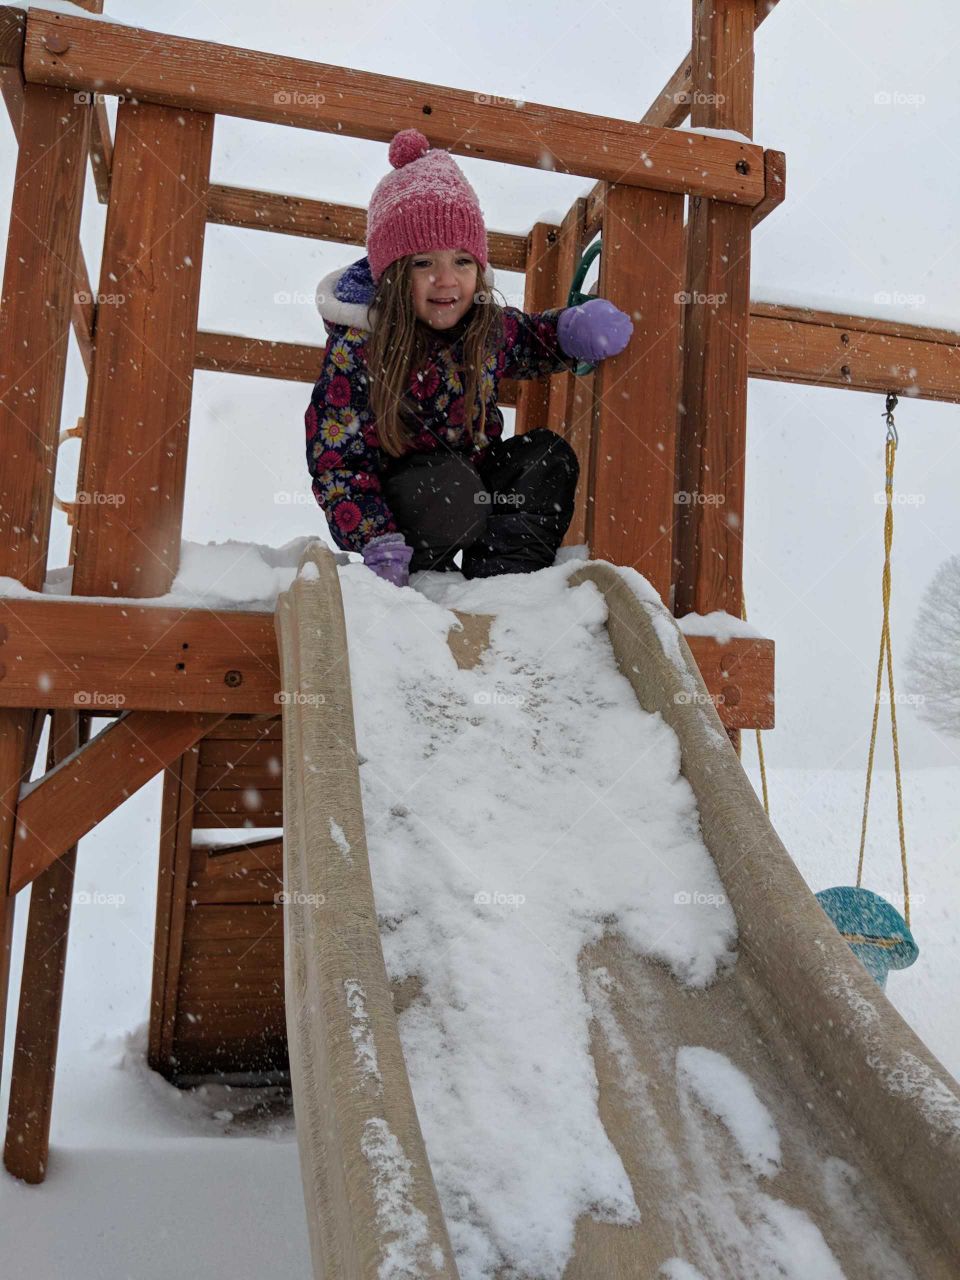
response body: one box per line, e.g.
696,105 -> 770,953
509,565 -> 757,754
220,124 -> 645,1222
275,542 -> 960,1280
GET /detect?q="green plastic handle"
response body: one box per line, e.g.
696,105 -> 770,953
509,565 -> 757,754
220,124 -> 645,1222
565,239 -> 602,375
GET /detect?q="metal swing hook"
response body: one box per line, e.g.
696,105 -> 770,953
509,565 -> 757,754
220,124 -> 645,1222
883,391 -> 899,446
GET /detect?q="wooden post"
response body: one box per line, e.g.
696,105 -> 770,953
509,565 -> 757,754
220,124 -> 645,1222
674,0 -> 756,619
0,78 -> 91,1096
588,185 -> 686,601
4,711 -> 86,1183
546,197 -> 596,546
70,99 -> 214,597
514,222 -> 561,436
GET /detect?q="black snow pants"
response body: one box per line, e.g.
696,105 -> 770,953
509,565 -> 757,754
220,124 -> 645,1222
381,427 -> 579,578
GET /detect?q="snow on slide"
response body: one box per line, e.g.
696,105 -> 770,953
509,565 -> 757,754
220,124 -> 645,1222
342,559 -> 735,1276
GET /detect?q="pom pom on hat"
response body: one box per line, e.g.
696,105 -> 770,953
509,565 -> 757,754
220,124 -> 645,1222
389,128 -> 430,169
366,129 -> 489,282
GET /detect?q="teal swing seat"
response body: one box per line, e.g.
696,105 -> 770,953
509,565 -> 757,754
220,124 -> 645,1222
815,886 -> 918,989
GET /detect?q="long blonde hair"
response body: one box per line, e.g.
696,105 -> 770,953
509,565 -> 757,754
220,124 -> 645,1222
365,254 -> 507,458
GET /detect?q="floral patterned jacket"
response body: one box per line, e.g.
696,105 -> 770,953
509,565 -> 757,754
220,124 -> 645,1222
306,256 -> 581,554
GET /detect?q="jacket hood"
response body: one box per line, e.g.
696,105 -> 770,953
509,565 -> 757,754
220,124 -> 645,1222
316,254 -> 496,333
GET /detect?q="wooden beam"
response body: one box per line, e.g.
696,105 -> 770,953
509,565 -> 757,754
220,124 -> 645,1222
195,307 -> 960,401
193,330 -> 523,403
4,710 -> 85,1183
9,710 -> 228,893
674,0 -> 757,620
70,99 -> 214,598
590,184 -> 686,602
0,598 -> 772,732
22,8 -> 765,206
207,186 -> 528,271
0,599 -> 283,714
750,302 -> 960,402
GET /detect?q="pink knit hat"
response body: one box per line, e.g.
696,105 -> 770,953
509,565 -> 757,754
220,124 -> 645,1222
366,129 -> 489,283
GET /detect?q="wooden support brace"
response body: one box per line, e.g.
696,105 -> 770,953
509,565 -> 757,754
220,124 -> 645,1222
4,710 -> 85,1183
9,711 -> 228,894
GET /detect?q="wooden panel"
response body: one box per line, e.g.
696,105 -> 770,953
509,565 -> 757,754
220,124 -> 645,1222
187,840 -> 283,905
185,903 -> 282,942
203,716 -> 281,740
589,184 -> 685,602
196,764 -> 284,791
514,223 -> 561,436
199,739 -> 284,769
193,789 -> 284,817
10,711 -> 228,892
71,99 -> 213,597
0,600 -> 282,713
171,1002 -> 288,1075
192,809 -> 283,830
23,9 -> 765,205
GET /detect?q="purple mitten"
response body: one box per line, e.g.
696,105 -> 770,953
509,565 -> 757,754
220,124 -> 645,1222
557,297 -> 633,363
362,532 -> 414,588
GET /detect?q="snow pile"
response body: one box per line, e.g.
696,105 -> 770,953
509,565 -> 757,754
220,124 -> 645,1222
676,611 -> 763,643
0,536 -> 345,610
676,1046 -> 781,1178
340,557 -> 737,1278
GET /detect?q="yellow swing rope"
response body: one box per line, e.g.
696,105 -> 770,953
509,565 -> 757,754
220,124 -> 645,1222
855,393 -> 911,927
740,591 -> 770,816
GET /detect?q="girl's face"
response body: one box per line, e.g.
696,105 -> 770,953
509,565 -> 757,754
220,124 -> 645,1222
409,248 -> 479,329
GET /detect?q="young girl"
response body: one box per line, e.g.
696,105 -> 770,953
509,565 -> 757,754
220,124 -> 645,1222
306,128 -> 633,587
